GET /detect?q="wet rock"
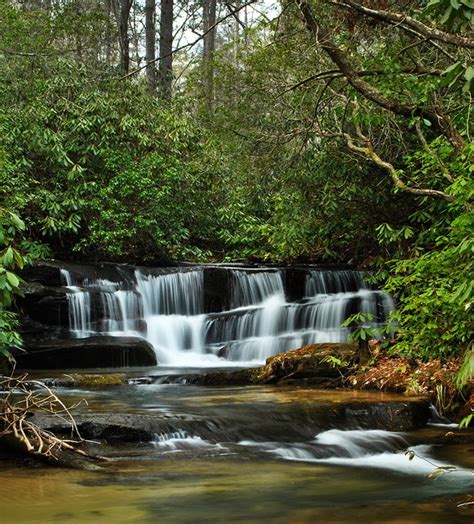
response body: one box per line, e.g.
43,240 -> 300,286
284,268 -> 307,302
19,262 -> 64,287
14,336 -> 157,370
340,400 -> 430,431
18,283 -> 70,329
30,397 -> 432,444
188,343 -> 357,386
33,413 -> 181,443
203,267 -> 231,313
42,373 -> 127,388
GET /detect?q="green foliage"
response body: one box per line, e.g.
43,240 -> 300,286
380,158 -> 473,359
320,355 -> 350,368
456,348 -> 474,390
0,67 -> 217,262
425,0 -> 474,31
342,312 -> 397,345
0,207 -> 26,370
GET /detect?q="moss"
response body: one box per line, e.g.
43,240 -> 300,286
66,374 -> 126,387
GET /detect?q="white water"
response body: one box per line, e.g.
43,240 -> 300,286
152,430 -> 225,453
239,429 -> 468,476
60,269 -> 92,338
60,267 -> 395,366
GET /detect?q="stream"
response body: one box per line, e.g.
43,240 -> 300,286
4,264 -> 472,522
1,377 -> 473,523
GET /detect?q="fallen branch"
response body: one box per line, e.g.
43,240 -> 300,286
0,374 -> 109,468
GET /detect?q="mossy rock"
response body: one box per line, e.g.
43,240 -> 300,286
46,373 -> 127,388
256,342 -> 357,384
188,343 -> 357,386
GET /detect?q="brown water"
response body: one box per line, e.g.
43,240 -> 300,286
0,379 -> 473,523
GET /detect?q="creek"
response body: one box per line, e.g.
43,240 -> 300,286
0,382 -> 473,523
2,264 -> 472,522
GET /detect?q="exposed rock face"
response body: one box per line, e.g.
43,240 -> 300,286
31,397 -> 431,443
14,336 -> 157,370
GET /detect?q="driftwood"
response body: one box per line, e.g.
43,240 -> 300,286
0,373 -> 109,469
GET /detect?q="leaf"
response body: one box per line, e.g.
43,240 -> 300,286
465,68 -> 474,81
5,272 -> 19,289
443,61 -> 461,76
2,247 -> 14,266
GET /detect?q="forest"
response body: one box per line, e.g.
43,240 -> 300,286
0,1 -> 472,404
0,2 -> 473,521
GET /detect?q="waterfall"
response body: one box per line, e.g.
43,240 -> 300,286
231,270 -> 285,307
136,270 -> 203,316
59,266 -> 395,366
60,269 -> 92,338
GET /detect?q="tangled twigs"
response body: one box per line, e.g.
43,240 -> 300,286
0,373 -> 109,467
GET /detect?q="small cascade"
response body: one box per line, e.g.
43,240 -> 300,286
59,265 -> 395,366
136,270 -> 203,316
101,288 -> 142,333
60,269 -> 92,338
238,429 -> 455,474
231,270 -> 285,307
305,270 -> 367,296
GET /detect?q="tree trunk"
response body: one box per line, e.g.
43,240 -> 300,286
158,0 -> 174,100
202,0 -> 216,108
105,0 -> 112,67
145,0 -> 157,92
119,0 -> 132,74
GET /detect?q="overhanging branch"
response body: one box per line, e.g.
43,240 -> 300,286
332,0 -> 474,49
295,0 -> 464,149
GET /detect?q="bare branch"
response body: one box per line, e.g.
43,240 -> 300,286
332,0 -> 474,49
341,132 -> 456,201
295,0 -> 464,149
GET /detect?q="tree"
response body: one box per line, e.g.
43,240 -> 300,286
115,0 -> 133,74
145,0 -> 157,92
202,0 -> 217,106
159,0 -> 174,99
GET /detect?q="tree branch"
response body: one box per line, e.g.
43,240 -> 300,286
332,0 -> 474,49
340,132 -> 456,201
295,0 -> 464,149
282,65 -> 443,94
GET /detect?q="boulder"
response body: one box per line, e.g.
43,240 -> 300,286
14,336 -> 157,370
187,343 -> 357,386
29,397 -> 432,444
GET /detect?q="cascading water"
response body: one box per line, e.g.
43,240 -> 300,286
60,269 -> 92,338
59,266 -> 395,366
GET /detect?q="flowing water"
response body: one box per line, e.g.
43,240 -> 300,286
59,266 -> 395,366
6,265 -> 470,522
0,383 -> 472,523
